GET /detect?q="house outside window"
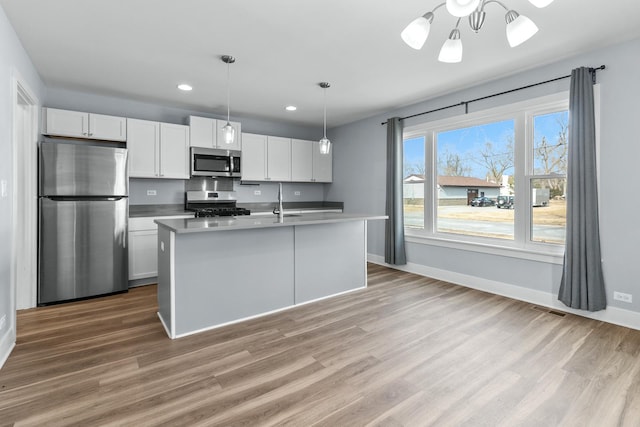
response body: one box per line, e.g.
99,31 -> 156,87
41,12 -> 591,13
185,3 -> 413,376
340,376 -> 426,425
402,92 -> 571,255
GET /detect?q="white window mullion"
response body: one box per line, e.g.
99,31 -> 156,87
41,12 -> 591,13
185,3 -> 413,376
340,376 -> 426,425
520,111 -> 533,245
425,131 -> 436,235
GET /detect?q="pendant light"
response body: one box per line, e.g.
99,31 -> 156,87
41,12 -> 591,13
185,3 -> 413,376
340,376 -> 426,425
221,55 -> 236,145
318,82 -> 331,155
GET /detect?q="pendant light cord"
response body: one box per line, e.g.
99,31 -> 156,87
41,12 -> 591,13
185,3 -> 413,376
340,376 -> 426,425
323,87 -> 327,138
226,61 -> 231,122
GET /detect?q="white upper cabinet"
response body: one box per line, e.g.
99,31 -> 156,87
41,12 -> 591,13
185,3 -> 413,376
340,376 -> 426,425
291,139 -> 313,182
312,140 -> 333,182
241,133 -> 268,181
189,116 -> 242,151
43,108 -> 126,141
159,123 -> 190,179
267,136 -> 291,182
242,134 -> 331,183
189,116 -> 216,149
241,134 -> 291,181
291,139 -> 333,183
128,119 -> 160,178
128,119 -> 189,179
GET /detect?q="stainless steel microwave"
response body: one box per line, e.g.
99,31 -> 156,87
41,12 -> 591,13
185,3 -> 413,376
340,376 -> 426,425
190,147 -> 241,178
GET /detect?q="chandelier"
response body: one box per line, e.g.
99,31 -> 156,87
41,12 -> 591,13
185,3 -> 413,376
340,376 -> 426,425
401,0 -> 554,63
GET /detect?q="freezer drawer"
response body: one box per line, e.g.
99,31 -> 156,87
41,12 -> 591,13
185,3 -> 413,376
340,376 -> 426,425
38,197 -> 128,304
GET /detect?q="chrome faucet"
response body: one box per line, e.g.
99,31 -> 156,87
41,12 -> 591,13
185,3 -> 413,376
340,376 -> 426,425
273,182 -> 284,219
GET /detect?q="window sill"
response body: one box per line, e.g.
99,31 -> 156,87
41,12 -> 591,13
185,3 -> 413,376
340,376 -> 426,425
405,232 -> 564,265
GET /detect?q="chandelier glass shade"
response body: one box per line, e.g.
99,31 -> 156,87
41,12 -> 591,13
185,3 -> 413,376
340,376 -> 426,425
401,0 -> 552,62
446,0 -> 481,17
438,29 -> 463,63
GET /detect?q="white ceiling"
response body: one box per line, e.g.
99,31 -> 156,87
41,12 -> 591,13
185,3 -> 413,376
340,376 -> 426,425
2,0 -> 640,127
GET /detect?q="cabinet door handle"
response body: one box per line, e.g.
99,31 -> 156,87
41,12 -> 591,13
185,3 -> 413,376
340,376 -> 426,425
88,132 -> 93,137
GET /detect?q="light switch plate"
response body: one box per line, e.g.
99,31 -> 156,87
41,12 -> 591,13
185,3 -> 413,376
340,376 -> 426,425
1,180 -> 7,198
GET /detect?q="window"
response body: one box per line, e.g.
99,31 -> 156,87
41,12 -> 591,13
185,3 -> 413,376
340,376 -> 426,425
530,111 -> 568,244
436,119 -> 515,240
403,136 -> 425,229
403,92 -> 570,254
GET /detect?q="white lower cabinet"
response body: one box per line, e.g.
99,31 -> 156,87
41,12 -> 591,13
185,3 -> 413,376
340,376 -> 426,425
128,215 -> 192,281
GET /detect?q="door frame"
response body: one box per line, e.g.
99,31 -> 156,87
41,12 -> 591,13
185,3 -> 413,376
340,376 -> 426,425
11,70 -> 40,316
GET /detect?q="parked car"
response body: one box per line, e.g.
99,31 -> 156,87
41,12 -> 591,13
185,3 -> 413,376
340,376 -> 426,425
496,195 -> 514,209
470,196 -> 495,207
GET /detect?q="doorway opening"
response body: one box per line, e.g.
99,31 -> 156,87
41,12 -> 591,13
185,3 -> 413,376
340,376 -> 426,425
12,75 -> 39,315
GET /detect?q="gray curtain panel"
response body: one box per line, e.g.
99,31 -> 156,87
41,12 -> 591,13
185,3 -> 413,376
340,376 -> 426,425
558,67 -> 606,311
385,117 -> 407,265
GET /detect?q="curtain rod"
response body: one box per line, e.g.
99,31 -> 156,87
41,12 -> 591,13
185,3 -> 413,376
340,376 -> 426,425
381,65 -> 606,126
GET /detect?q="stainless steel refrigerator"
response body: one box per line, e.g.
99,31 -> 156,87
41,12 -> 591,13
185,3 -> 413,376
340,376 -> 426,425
38,142 -> 128,305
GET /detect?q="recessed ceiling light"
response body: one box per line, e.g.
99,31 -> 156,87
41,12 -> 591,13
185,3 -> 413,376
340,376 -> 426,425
285,105 -> 297,111
177,84 -> 193,91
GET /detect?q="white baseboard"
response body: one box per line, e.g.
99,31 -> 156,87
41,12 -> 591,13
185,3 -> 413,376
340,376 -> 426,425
368,254 -> 640,331
0,328 -> 16,370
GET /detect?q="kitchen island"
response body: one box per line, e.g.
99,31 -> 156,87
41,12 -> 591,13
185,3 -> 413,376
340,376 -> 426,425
155,213 -> 386,338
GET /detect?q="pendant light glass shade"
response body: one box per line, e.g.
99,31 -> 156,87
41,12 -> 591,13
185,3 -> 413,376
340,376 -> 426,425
221,55 -> 236,145
528,0 -> 554,7
446,0 -> 481,17
319,137 -> 331,155
438,29 -> 463,63
319,82 -> 331,155
505,11 -> 538,47
401,12 -> 433,50
222,122 -> 235,145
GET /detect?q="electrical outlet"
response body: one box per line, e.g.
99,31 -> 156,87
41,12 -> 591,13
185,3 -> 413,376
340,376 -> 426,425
0,180 -> 7,198
254,190 -> 261,196
147,190 -> 157,196
0,315 -> 6,332
294,191 -> 301,196
613,291 -> 633,303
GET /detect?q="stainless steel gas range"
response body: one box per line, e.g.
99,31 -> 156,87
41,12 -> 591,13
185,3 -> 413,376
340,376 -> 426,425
185,190 -> 250,218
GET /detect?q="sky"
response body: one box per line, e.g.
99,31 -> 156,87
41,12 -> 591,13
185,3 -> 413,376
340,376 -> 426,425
404,110 -> 568,179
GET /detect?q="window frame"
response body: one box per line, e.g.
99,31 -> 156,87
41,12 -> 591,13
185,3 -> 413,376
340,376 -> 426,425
403,91 -> 571,264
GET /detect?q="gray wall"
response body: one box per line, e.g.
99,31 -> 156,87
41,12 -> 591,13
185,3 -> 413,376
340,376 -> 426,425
0,4 -> 45,358
326,37 -> 640,313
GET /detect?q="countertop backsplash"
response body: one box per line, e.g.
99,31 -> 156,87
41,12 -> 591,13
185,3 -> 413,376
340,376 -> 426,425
129,178 -> 327,206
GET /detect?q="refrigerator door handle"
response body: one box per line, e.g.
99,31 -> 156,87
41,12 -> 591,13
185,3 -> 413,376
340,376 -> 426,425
47,196 -> 126,202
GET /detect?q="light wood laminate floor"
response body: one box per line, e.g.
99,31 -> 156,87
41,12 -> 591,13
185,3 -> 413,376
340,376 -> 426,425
2,264 -> 640,426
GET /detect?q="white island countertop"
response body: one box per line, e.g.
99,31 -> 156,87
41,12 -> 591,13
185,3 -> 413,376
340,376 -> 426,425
155,212 -> 387,234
